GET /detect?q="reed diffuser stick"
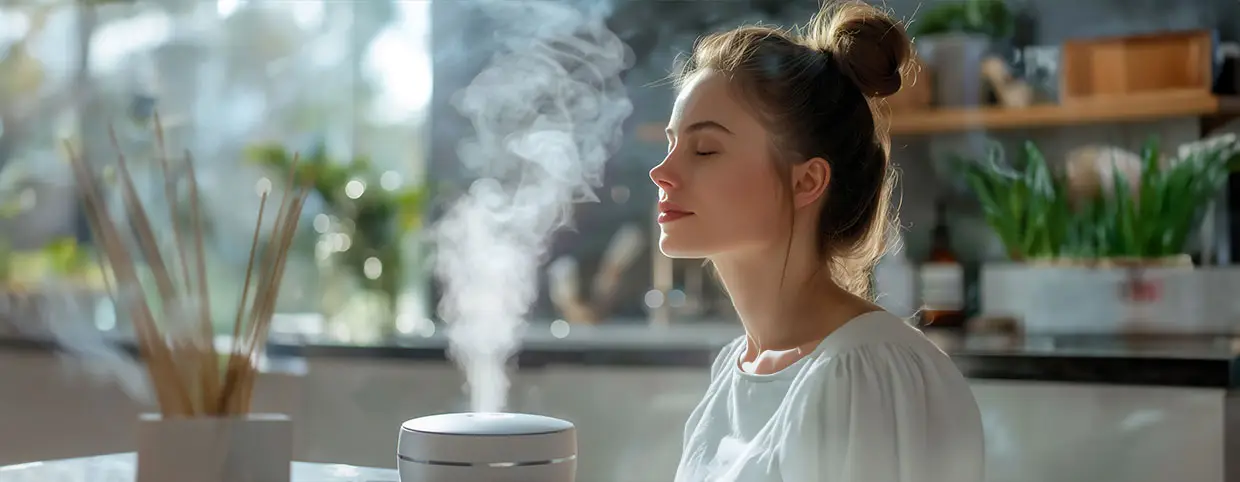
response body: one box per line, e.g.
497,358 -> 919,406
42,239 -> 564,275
63,118 -> 308,417
64,140 -> 187,415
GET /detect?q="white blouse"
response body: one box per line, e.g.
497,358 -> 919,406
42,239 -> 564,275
674,311 -> 985,482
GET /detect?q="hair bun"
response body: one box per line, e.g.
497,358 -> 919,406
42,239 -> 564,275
807,1 -> 912,98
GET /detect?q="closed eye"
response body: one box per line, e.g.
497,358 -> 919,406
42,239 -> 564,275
696,151 -> 718,156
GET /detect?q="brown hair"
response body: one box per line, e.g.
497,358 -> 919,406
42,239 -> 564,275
673,1 -> 911,299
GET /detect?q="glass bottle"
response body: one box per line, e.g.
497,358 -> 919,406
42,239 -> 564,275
918,199 -> 966,328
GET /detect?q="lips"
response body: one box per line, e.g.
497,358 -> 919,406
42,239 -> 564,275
657,201 -> 694,224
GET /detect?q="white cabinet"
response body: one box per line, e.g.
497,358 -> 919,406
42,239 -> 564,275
972,380 -> 1225,482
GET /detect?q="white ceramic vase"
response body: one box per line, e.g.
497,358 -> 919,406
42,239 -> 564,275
136,413 -> 292,482
917,33 -> 992,107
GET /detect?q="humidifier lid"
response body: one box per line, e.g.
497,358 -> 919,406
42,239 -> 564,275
402,412 -> 573,436
398,412 -> 577,466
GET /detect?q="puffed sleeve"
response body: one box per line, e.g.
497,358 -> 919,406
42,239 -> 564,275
781,343 -> 985,482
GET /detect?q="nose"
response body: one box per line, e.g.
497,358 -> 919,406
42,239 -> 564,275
649,153 -> 680,191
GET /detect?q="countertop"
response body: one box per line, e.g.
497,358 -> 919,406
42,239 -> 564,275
0,453 -> 396,482
263,323 -> 1240,388
4,321 -> 1239,388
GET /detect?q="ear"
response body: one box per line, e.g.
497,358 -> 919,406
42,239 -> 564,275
790,157 -> 830,209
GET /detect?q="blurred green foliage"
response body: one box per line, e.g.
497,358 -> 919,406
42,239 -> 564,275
247,142 -> 429,308
956,136 -> 1239,260
909,0 -> 1015,39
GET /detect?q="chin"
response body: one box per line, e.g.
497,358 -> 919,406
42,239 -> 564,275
657,232 -> 715,259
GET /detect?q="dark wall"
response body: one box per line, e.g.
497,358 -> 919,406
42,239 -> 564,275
427,0 -> 1239,321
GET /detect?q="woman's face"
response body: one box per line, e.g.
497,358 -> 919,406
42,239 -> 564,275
649,70 -> 788,259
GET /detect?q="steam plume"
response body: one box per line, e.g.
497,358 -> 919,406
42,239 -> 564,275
35,282 -> 152,404
433,0 -> 633,413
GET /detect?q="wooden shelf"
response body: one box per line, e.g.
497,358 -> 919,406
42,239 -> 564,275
888,91 -> 1239,135
634,91 -> 1240,141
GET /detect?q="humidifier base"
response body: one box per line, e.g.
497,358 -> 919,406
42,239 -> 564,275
397,459 -> 576,482
396,412 -> 576,482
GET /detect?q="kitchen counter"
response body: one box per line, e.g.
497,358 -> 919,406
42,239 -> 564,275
4,322 -> 1239,387
0,453 -> 397,481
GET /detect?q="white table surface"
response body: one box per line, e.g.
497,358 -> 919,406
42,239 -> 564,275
0,453 -> 398,482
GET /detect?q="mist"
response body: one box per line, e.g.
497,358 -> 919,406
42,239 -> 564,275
37,284 -> 152,405
433,0 -> 634,413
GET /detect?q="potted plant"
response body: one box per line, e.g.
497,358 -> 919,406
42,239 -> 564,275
955,134 -> 1240,333
910,0 -> 1015,107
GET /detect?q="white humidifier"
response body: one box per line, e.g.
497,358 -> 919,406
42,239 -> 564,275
397,412 -> 577,482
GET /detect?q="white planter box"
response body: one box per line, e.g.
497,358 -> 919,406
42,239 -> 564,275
981,263 -> 1240,334
136,413 -> 292,482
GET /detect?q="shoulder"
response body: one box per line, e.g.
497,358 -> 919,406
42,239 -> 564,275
776,313 -> 985,482
795,312 -> 981,437
814,311 -> 947,364
805,311 -> 967,393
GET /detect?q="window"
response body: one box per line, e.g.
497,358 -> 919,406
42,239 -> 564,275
0,1 -> 433,341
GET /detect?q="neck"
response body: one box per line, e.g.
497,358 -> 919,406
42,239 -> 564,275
711,238 -> 849,351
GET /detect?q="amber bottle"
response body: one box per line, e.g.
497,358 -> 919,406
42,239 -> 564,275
918,200 -> 966,328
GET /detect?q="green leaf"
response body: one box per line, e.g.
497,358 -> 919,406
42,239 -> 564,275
1112,167 -> 1138,256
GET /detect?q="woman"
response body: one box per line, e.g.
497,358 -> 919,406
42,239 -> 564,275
650,2 -> 985,481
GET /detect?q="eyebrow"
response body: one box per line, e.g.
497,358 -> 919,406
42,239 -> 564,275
665,120 -> 733,137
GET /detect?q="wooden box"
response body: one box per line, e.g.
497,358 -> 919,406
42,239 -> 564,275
1061,30 -> 1214,102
